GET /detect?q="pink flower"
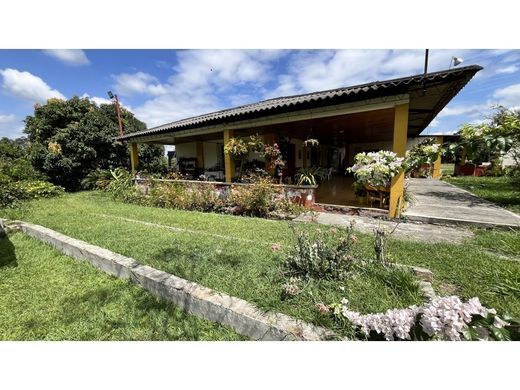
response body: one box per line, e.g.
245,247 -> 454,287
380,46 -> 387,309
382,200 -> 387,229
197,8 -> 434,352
271,243 -> 282,252
316,303 -> 330,315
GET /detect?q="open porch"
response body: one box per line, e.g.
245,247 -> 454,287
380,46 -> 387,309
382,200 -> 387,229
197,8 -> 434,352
121,65 -> 482,218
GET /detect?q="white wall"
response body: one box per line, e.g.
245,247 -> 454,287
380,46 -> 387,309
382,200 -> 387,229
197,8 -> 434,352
203,142 -> 221,169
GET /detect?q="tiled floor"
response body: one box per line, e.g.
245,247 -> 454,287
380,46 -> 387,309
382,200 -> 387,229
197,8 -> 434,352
315,175 -> 357,206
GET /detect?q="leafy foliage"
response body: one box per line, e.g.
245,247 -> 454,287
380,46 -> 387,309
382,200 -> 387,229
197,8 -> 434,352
449,106 -> 520,167
0,137 -> 63,208
348,150 -> 404,188
405,138 -> 442,177
284,223 -> 358,280
229,175 -> 283,217
23,96 -> 165,190
295,166 -> 324,186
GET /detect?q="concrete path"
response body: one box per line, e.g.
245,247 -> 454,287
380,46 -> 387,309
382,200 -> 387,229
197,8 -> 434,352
404,179 -> 520,229
294,212 -> 473,244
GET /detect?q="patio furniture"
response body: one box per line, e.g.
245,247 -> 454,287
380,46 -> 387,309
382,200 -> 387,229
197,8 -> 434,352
365,185 -> 390,208
204,170 -> 224,181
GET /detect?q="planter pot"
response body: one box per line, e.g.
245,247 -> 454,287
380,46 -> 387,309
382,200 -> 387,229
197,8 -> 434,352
457,164 -> 476,176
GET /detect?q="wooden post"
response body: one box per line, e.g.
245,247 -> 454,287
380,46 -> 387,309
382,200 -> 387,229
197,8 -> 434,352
223,129 -> 235,182
129,142 -> 139,176
196,141 -> 205,169
432,136 -> 443,179
388,103 -> 409,218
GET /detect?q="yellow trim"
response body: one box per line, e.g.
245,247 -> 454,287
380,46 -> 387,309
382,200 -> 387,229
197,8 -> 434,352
196,141 -> 204,169
129,142 -> 139,176
223,129 -> 235,182
432,136 -> 443,179
388,103 -> 409,218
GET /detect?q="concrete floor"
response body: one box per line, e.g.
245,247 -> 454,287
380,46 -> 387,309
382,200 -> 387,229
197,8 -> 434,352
404,178 -> 520,228
294,212 -> 473,244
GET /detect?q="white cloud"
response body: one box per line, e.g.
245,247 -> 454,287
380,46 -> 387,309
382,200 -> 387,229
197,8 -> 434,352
43,49 -> 90,66
0,68 -> 66,103
112,72 -> 168,97
436,104 -> 488,118
0,114 -> 16,123
80,93 -> 112,106
128,50 -> 284,127
495,65 -> 519,74
0,113 -> 23,139
493,83 -> 520,109
121,49 -> 519,131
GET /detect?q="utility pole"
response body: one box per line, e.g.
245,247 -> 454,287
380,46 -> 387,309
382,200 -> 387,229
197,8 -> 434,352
107,91 -> 124,137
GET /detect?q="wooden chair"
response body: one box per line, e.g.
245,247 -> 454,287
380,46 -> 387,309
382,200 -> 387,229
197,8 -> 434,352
365,185 -> 390,208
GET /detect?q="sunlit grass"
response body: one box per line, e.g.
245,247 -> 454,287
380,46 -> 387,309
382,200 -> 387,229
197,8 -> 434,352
0,232 -> 244,340
2,191 -> 520,339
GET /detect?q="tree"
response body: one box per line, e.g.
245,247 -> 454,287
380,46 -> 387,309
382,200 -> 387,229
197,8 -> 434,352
23,96 -> 165,190
451,106 -> 520,168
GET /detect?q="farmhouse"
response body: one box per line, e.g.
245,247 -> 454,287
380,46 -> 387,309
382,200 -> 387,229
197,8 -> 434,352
120,65 -> 482,217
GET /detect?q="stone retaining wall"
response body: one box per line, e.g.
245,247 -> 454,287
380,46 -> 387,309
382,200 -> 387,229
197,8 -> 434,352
10,220 -> 336,341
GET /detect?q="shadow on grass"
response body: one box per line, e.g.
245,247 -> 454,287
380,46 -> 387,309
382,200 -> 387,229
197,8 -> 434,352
152,247 -> 243,280
0,235 -> 17,268
57,282 -> 221,340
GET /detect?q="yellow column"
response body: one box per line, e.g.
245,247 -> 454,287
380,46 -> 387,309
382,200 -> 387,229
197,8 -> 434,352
223,129 -> 235,182
432,136 -> 443,179
388,103 -> 409,218
129,142 -> 139,176
196,141 -> 204,169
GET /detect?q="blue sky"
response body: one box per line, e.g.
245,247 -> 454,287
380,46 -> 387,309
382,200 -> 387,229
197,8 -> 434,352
1,49 -> 520,139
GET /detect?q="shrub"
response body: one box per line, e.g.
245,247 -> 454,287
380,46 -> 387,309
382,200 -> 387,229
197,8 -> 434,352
0,176 -> 63,209
0,157 -> 45,182
283,223 -> 358,280
104,168 -> 140,203
149,181 -> 223,212
348,151 -> 404,188
17,180 -> 64,199
81,169 -> 114,190
230,175 -> 282,217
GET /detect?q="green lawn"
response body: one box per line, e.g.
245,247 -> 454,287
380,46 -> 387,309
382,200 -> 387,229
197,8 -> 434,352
2,191 -> 520,337
444,175 -> 520,213
0,232 -> 244,340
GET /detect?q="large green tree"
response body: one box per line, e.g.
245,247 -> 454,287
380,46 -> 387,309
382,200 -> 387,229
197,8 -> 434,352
24,96 -> 165,190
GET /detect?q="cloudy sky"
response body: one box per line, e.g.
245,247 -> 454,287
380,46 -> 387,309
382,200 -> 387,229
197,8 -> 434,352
1,49 -> 519,139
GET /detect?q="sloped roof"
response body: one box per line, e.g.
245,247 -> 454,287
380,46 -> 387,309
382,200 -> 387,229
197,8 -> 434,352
120,65 -> 482,141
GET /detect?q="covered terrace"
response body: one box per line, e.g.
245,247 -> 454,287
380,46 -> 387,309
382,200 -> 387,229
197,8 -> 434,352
120,65 -> 482,218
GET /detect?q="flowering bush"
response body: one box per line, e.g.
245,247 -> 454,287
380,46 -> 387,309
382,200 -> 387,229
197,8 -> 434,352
349,151 -> 405,188
230,175 -> 282,217
405,138 -> 442,177
223,138 -> 248,160
284,222 -> 358,280
335,296 -> 519,341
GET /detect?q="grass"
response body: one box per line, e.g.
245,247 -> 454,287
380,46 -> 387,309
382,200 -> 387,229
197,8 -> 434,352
0,232 -> 244,340
2,191 -> 520,339
444,175 -> 520,213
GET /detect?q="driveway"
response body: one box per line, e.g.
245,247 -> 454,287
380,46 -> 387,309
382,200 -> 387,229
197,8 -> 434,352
404,179 -> 520,228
